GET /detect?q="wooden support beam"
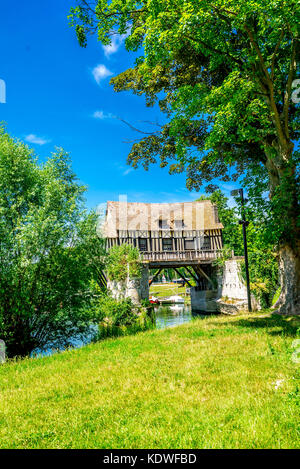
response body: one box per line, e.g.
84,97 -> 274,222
184,266 -> 199,284
149,268 -> 162,286
195,265 -> 214,288
173,267 -> 193,287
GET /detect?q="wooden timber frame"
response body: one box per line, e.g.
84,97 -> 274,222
105,230 -> 222,290
103,200 -> 224,290
106,229 -> 223,256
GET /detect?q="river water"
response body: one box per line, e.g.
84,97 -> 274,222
155,304 -> 194,329
33,304 -> 205,357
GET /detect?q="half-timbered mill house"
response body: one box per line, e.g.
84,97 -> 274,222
103,200 -> 223,292
102,200 -> 257,313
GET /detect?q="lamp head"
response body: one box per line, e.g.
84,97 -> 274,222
230,188 -> 243,197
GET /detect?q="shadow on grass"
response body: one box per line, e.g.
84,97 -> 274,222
221,313 -> 300,338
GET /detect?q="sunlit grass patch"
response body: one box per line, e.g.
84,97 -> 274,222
150,283 -> 188,298
0,312 -> 299,448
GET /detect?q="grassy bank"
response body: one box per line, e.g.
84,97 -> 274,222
0,312 -> 299,449
150,282 -> 189,298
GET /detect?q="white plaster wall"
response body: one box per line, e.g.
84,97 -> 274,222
220,260 -> 248,300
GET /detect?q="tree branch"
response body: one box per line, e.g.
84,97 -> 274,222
282,33 -> 297,140
271,29 -> 285,80
183,33 -> 244,67
244,24 -> 288,150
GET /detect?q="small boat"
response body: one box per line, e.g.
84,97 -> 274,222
149,295 -> 159,304
168,295 -> 185,304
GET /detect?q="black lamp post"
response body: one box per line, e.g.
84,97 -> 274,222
231,188 -> 252,312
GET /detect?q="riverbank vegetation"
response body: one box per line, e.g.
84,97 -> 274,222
0,312 -> 299,449
0,129 -> 106,358
95,294 -> 155,340
198,190 -> 279,308
98,244 -> 155,336
0,131 -> 153,359
106,244 -> 141,282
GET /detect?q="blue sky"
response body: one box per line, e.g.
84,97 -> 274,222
0,0 -> 237,210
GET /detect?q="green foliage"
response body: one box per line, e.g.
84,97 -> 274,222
199,189 -> 279,306
95,294 -> 155,341
98,295 -> 137,327
241,251 -> 279,308
140,298 -> 152,308
197,189 -> 244,255
70,2 -> 299,161
106,243 -> 142,282
0,128 -> 106,358
212,246 -> 233,268
272,287 -> 281,306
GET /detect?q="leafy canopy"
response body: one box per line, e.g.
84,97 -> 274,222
70,0 -> 300,313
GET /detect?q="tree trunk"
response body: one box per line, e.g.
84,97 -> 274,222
274,242 -> 300,315
264,142 -> 300,314
4,316 -> 36,358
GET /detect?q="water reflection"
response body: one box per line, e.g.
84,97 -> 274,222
155,304 -> 204,329
33,305 -> 205,357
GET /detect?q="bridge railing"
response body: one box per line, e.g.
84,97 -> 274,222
141,250 -> 221,262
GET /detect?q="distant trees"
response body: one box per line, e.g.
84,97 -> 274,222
197,190 -> 244,256
0,129 -> 105,358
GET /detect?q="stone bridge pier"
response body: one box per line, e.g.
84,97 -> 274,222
107,264 -> 149,305
190,258 -> 259,313
107,258 -> 257,313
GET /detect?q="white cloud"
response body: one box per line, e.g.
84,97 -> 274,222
102,36 -> 122,57
123,168 -> 133,176
93,110 -> 105,119
92,64 -> 113,84
93,110 -> 115,120
25,134 -> 50,145
114,163 -> 133,176
102,37 -> 122,57
102,31 -> 130,57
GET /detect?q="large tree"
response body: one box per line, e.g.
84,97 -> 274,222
0,128 -> 106,357
70,0 -> 300,314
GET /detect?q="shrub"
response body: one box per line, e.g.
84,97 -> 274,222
106,244 -> 142,282
241,250 -> 279,308
99,296 -> 136,326
95,294 -> 155,339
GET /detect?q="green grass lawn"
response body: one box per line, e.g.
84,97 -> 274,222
0,312 -> 299,449
150,282 -> 189,298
